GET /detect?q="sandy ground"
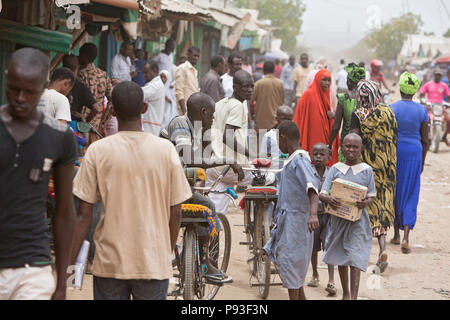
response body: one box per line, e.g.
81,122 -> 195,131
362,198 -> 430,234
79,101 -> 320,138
67,143 -> 450,301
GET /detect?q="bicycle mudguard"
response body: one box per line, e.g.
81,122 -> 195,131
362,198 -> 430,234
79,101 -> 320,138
181,204 -> 216,237
244,186 -> 278,201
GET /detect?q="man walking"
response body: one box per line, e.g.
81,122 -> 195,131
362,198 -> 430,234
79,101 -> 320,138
281,55 -> 298,107
292,53 -> 312,108
175,46 -> 200,115
200,56 -> 226,102
72,81 -> 192,300
142,60 -> 166,136
0,48 -> 78,300
251,61 -> 285,131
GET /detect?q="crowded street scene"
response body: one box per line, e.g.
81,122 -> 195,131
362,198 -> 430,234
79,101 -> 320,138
0,0 -> 450,303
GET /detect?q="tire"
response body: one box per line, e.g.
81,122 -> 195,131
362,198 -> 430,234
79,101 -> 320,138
431,124 -> 442,153
244,200 -> 256,275
205,212 -> 232,300
183,227 -> 197,300
255,204 -> 271,299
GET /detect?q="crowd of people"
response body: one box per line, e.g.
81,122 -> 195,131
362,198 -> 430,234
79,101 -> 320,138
0,38 -> 449,301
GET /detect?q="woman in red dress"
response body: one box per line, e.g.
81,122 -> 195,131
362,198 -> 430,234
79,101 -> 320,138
293,69 -> 339,165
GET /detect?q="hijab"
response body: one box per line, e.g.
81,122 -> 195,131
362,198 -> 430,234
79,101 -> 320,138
354,80 -> 383,122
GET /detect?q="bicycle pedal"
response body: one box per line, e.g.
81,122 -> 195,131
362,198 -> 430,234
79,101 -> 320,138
239,241 -> 252,245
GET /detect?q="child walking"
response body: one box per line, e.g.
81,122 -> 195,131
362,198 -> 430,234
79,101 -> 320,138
319,133 -> 376,300
307,143 -> 336,297
264,121 -> 320,300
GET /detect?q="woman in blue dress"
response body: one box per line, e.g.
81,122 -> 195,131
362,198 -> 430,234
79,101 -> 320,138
320,133 -> 376,300
264,121 -> 320,300
390,72 -> 429,254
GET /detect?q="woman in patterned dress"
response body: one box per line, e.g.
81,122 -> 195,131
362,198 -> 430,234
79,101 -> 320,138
350,80 -> 397,273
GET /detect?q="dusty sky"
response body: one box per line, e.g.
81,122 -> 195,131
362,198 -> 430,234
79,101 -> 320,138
298,0 -> 450,51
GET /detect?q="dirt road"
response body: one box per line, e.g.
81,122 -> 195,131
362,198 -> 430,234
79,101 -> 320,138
67,142 -> 450,301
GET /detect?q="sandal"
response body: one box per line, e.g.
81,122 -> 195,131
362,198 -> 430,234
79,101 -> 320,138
307,277 -> 320,287
376,251 -> 388,273
325,283 -> 337,296
390,237 -> 401,245
401,240 -> 411,254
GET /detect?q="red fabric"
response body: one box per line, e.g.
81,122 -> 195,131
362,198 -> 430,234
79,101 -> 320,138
293,69 -> 339,166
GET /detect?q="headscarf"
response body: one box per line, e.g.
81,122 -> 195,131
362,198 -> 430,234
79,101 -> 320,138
354,80 -> 383,122
293,69 -> 339,165
346,63 -> 367,84
399,71 -> 421,95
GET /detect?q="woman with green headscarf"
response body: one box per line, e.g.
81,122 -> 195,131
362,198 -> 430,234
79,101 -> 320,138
390,72 -> 429,254
329,63 -> 367,161
350,79 -> 397,273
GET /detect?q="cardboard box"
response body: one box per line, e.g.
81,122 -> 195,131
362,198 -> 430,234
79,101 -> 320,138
325,178 -> 368,222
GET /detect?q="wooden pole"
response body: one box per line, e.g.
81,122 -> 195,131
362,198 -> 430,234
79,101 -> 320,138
49,26 -> 87,72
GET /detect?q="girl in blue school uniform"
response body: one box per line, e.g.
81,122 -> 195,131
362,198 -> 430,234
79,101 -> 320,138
264,121 -> 320,300
319,133 -> 376,300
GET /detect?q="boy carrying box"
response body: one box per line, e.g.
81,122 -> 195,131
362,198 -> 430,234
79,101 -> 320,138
319,133 -> 376,300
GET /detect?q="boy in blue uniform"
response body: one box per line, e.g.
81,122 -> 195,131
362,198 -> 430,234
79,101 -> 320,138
307,143 -> 336,296
264,121 -> 319,300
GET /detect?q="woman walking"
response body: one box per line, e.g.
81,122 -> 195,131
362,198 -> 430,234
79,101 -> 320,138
350,80 -> 397,273
293,69 -> 340,165
390,72 -> 429,253
329,63 -> 367,161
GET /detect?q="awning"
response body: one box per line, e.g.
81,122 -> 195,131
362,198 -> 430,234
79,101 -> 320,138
160,0 -> 210,22
0,18 -> 73,53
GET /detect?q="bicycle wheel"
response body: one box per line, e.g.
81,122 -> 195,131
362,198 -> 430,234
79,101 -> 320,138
204,212 -> 232,300
183,226 -> 197,300
255,204 -> 271,299
244,200 -> 256,275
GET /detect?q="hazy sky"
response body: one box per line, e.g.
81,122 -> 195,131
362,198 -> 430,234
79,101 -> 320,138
298,0 -> 450,50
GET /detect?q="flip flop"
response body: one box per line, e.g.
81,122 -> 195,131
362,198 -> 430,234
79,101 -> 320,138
401,240 -> 411,254
325,283 -> 337,296
307,278 -> 320,287
204,273 -> 233,284
390,238 -> 401,245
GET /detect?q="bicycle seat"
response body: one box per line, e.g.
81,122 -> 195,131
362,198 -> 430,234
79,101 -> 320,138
251,158 -> 272,168
246,186 -> 277,194
181,204 -> 216,237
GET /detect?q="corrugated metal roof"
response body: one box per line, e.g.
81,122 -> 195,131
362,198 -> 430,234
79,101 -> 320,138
161,0 -> 210,17
209,9 -> 238,27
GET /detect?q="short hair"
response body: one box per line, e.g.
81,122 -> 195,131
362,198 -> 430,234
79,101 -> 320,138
62,54 -> 79,72
112,81 -> 144,121
187,92 -> 215,115
233,69 -> 252,86
188,46 -> 200,54
263,61 -> 275,74
79,43 -> 98,63
10,47 -> 49,83
145,60 -> 159,73
340,59 -> 345,64
359,61 -> 365,68
312,142 -> 329,153
211,55 -> 225,68
228,53 -> 242,64
300,53 -> 308,58
279,120 -> 300,141
50,67 -> 75,84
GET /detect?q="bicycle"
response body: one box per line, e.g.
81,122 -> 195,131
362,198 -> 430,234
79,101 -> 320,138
170,165 -> 236,300
240,159 -> 282,299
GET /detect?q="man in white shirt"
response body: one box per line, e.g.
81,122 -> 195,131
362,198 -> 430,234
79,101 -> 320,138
153,39 -> 175,78
336,66 -> 348,94
142,60 -> 166,136
110,42 -> 137,83
281,55 -> 298,107
37,67 -> 74,124
207,70 -> 255,214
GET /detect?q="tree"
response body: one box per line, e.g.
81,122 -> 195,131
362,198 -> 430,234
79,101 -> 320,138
364,13 -> 423,61
444,28 -> 450,38
230,0 -> 306,52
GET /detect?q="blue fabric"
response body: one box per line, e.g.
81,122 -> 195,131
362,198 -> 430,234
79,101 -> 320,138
132,59 -> 147,87
391,100 -> 428,230
264,151 -> 318,289
391,100 -> 428,148
443,77 -> 449,102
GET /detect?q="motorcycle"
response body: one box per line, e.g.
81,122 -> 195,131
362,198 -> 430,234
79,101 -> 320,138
426,101 -> 449,153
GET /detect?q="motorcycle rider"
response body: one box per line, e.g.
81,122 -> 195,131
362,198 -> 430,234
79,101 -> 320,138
370,59 -> 393,93
419,68 -> 450,146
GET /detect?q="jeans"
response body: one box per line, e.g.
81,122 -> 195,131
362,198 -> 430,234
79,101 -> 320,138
93,276 -> 169,300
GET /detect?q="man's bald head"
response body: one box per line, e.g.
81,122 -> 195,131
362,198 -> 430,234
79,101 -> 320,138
233,70 -> 254,102
9,47 -> 49,84
233,69 -> 252,86
187,92 -> 215,130
276,105 -> 294,125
